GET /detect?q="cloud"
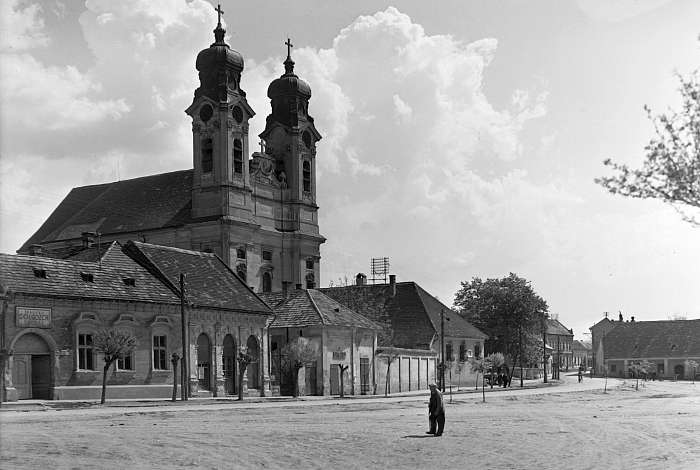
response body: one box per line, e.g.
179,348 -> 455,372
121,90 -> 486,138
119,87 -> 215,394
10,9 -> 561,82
0,0 -> 49,51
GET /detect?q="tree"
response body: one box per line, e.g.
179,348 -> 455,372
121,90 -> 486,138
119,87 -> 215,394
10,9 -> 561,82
381,351 -> 400,397
596,72 -> 700,224
455,361 -> 465,391
236,347 -> 255,401
684,359 -> 698,383
280,337 -> 317,397
338,364 -> 349,398
454,273 -> 549,388
629,360 -> 655,391
470,356 -> 493,403
93,329 -> 137,404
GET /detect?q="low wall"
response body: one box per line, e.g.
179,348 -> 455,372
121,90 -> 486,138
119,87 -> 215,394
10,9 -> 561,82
53,384 -> 179,400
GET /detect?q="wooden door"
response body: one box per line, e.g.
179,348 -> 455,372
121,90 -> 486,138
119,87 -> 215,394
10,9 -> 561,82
31,355 -> 51,399
304,363 -> 317,396
360,358 -> 370,395
330,364 -> 340,395
13,355 -> 31,399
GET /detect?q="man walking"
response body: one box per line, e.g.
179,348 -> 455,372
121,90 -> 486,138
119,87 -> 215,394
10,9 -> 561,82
426,382 -> 445,437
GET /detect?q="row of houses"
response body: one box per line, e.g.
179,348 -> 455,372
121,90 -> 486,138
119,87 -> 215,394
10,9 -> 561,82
590,314 -> 700,379
0,242 -> 488,401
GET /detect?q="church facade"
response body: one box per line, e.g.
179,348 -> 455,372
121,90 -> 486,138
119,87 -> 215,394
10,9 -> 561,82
18,16 -> 325,295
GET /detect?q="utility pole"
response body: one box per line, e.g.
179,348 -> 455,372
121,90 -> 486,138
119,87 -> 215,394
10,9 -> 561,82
180,273 -> 189,400
519,326 -> 523,387
440,309 -> 445,392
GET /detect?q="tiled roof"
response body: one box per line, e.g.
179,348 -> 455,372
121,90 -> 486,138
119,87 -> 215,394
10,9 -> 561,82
547,318 -> 573,336
321,282 -> 487,349
19,170 -> 195,252
0,247 -> 179,304
572,340 -> 592,351
603,320 -> 700,359
261,289 -> 381,330
124,241 -> 272,315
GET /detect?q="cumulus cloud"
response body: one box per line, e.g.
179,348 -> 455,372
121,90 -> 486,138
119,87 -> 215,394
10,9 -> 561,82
0,0 -> 49,51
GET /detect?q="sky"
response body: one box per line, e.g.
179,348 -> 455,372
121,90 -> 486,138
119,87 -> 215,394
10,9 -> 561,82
1,0 -> 699,339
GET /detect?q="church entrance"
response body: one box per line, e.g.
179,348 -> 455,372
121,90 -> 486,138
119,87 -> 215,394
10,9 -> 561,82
246,336 -> 259,390
196,333 -> 211,391
222,335 -> 236,395
12,333 -> 52,400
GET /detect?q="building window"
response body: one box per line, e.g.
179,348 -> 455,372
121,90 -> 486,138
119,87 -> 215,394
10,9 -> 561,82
262,272 -> 272,293
459,343 -> 466,361
233,139 -> 243,174
445,343 -> 453,362
610,364 -> 617,372
305,273 -> 315,289
237,264 -> 247,283
474,343 -> 481,359
303,161 -> 311,192
201,138 -> 213,173
236,247 -> 246,260
262,250 -> 272,261
305,258 -> 314,270
78,333 -> 95,370
153,335 -> 168,370
80,272 -> 94,282
117,353 -> 134,371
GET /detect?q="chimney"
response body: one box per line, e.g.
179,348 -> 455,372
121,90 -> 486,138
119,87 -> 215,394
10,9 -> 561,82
389,274 -> 396,297
355,273 -> 367,286
28,244 -> 44,256
81,232 -> 95,249
282,281 -> 290,299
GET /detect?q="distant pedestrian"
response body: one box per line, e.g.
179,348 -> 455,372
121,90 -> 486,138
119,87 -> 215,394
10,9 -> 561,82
578,368 -> 583,383
426,382 -> 445,437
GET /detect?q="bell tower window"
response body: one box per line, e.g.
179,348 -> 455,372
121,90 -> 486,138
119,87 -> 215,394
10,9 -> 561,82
236,263 -> 247,283
303,161 -> 311,192
305,273 -> 315,289
262,272 -> 272,293
233,139 -> 243,174
201,138 -> 213,173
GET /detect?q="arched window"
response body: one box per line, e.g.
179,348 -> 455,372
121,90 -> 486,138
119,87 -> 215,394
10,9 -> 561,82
305,272 -> 315,289
233,139 -> 243,174
262,272 -> 272,293
303,161 -> 311,192
236,264 -> 247,283
201,138 -> 213,173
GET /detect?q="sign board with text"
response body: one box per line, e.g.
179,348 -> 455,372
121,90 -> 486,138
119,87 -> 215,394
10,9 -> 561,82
16,307 -> 52,328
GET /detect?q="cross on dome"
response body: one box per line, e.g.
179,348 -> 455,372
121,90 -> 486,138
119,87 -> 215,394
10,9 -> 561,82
285,38 -> 293,59
216,4 -> 224,26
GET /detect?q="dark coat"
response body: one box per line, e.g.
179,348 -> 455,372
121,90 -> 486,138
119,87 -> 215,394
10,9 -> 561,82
429,389 -> 444,417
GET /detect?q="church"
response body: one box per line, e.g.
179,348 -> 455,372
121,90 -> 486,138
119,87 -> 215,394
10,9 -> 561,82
18,10 -> 324,295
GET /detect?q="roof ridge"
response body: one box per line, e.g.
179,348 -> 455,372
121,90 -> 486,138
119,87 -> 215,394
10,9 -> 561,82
306,289 -> 326,325
133,241 -> 217,257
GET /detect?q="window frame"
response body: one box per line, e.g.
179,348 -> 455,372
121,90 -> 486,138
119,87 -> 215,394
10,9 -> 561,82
77,332 -> 96,371
233,138 -> 243,175
152,334 -> 168,371
201,137 -> 213,174
302,160 -> 311,192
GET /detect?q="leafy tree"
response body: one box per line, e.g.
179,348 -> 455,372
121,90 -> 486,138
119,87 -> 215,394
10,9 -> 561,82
236,347 -> 255,401
454,273 -> 549,387
685,359 -> 698,383
629,360 -> 656,391
470,357 -> 488,403
93,329 -> 137,404
596,72 -> 700,224
280,337 -> 318,397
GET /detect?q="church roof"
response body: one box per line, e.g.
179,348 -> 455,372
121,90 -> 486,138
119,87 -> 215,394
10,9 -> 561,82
123,241 -> 272,315
260,289 -> 381,330
603,319 -> 700,359
20,170 -> 196,253
321,282 -> 487,349
0,248 -> 179,304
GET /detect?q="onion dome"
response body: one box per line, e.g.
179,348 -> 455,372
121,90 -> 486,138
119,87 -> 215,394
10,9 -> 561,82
194,16 -> 244,101
267,43 -> 311,99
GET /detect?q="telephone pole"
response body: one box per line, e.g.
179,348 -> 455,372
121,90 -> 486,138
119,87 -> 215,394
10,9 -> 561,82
440,309 -> 445,392
180,273 -> 189,400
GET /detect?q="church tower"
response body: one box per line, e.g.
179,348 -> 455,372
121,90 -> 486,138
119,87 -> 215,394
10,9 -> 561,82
257,39 -> 324,291
185,7 -> 255,222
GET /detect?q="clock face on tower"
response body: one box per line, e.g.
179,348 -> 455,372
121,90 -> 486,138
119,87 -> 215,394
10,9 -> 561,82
199,104 -> 213,122
232,106 -> 243,124
302,130 -> 312,149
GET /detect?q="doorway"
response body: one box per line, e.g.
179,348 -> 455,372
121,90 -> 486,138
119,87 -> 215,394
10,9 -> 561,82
304,362 -> 317,396
12,333 -> 52,399
330,364 -> 340,395
246,336 -> 259,389
197,333 -> 211,391
222,335 -> 236,395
